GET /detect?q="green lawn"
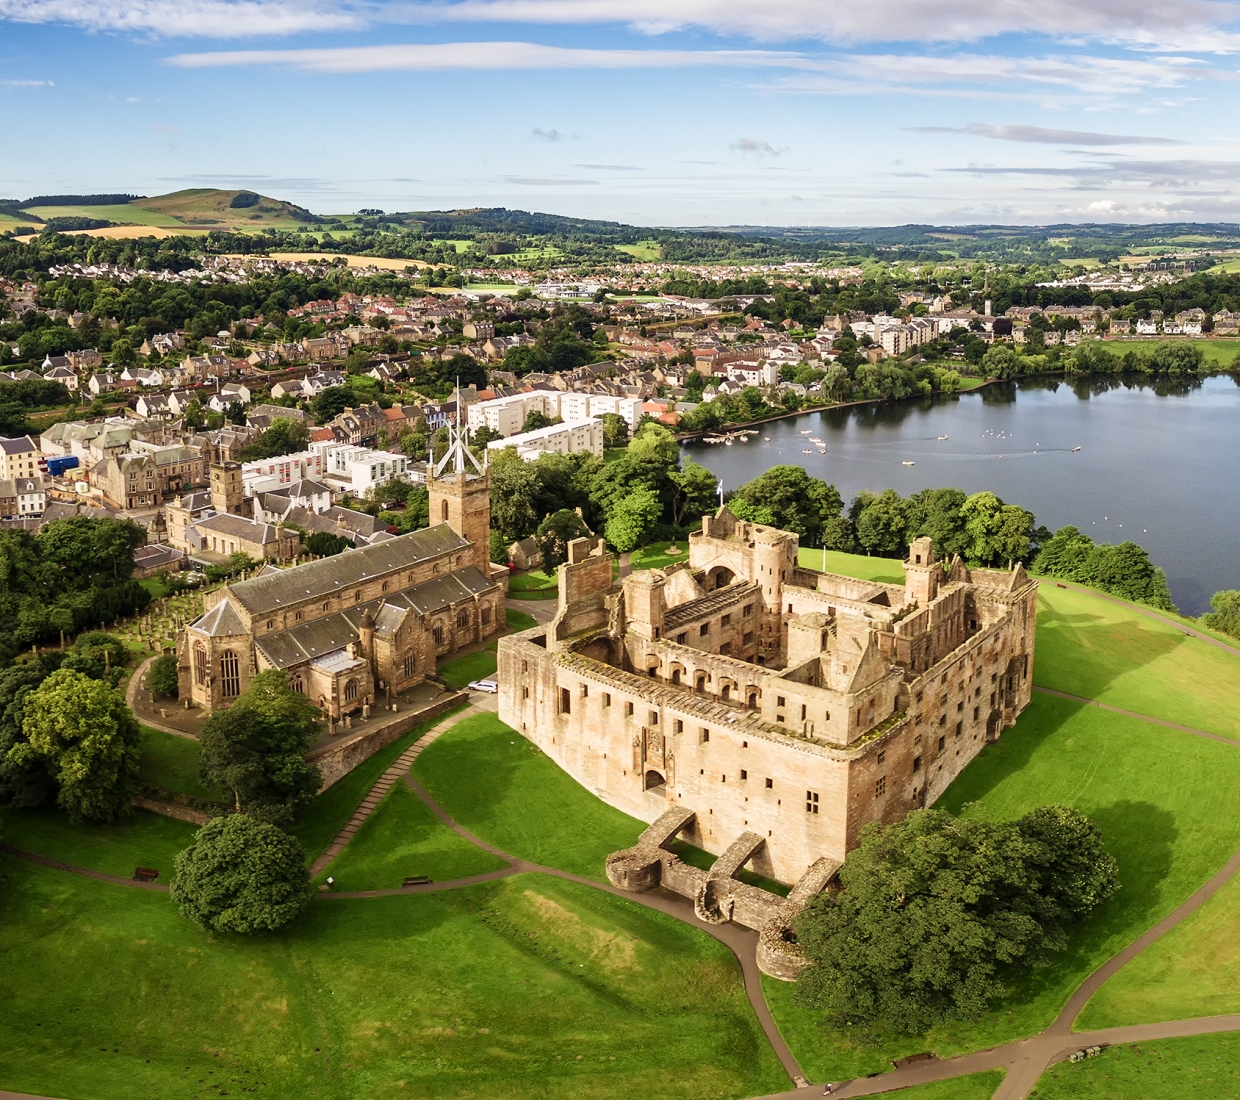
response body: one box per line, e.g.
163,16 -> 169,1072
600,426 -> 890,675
797,547 -> 905,584
414,713 -> 646,880
506,608 -> 537,632
508,570 -> 558,598
1034,584 -> 1240,740
290,704 -> 467,860
438,645 -> 498,690
136,726 -> 220,801
0,862 -> 790,1100
1080,858 -> 1240,1028
765,693 -> 1240,1081
882,1070 -> 1006,1099
316,782 -> 506,890
631,541 -> 691,572
1029,1032 -> 1240,1098
0,805 -> 197,880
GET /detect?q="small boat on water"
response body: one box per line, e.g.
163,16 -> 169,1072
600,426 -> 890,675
801,430 -> 812,435
1071,446 -> 1082,452
938,435 -> 949,441
802,448 -> 813,454
763,436 -> 771,441
902,460 -> 916,466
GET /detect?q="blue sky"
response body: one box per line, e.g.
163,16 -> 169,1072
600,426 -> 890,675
4,1 -> 1240,226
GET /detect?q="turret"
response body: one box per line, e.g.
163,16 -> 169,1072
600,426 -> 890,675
904,536 -> 940,607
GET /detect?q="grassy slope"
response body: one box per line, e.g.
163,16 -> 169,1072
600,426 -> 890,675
1035,584 -> 1240,740
0,806 -> 197,879
438,645 -> 498,691
1029,1032 -> 1240,1099
23,203 -> 185,227
880,1071 -> 1005,1099
316,782 -> 506,889
0,862 -> 789,1100
136,727 -> 219,801
765,695 -> 1240,1080
413,713 -> 646,881
1080,858 -> 1240,1027
290,705 -> 467,860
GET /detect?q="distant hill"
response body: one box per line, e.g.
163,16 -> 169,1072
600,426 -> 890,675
18,188 -> 320,232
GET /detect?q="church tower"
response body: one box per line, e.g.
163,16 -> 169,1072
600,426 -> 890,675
426,411 -> 491,573
210,461 -> 245,516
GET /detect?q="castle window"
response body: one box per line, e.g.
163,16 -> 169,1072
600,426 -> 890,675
603,693 -> 611,707
777,696 -> 786,708
344,679 -> 359,702
748,692 -> 757,708
560,688 -> 571,714
523,687 -> 529,699
700,728 -> 709,743
433,625 -> 445,646
219,650 -> 241,698
441,500 -> 449,522
700,623 -> 709,637
939,714 -> 947,726
938,735 -> 946,752
805,790 -> 819,815
956,721 -> 963,737
742,604 -> 753,616
875,776 -> 886,798
433,563 -> 441,574
675,719 -> 683,734
409,572 -> 415,582
522,660 -> 528,673
266,620 -> 273,629
295,611 -> 303,621
626,702 -> 634,717
456,608 -> 469,629
721,614 -> 731,627
743,631 -> 753,646
695,674 -> 706,692
404,654 -> 416,678
323,603 -> 330,612
973,706 -> 980,721
740,770 -> 747,780
877,750 -> 886,765
355,590 -> 362,602
765,777 -> 773,789
913,756 -> 922,773
580,683 -> 589,698
382,581 -> 389,592
676,633 -> 687,645
649,711 -> 658,725
193,642 -> 207,685
290,674 -> 304,694
957,701 -> 964,712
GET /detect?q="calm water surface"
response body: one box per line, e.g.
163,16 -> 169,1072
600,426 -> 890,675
682,375 -> 1240,614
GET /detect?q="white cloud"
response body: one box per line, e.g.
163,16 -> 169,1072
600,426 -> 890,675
0,0 -> 360,37
531,126 -> 562,140
0,77 -> 53,84
730,137 -> 779,155
910,123 -> 1183,145
393,0 -> 1240,51
166,40 -> 814,71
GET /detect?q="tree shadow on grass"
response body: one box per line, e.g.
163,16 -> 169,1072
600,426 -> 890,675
1034,594 -> 1186,699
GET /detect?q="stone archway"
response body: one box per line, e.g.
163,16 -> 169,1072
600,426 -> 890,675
644,769 -> 666,791
706,565 -> 735,591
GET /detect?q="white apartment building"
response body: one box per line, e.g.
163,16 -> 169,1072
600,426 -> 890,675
486,418 -> 605,463
467,391 -> 560,438
557,393 -> 643,427
0,475 -> 47,517
242,450 -> 327,495
322,446 -> 409,496
0,435 -> 40,480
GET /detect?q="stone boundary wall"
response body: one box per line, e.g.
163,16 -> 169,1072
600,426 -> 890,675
308,691 -> 469,791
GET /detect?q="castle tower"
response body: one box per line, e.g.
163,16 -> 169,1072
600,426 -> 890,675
905,536 -> 940,606
210,461 -> 245,516
427,406 -> 491,573
753,527 -> 790,665
623,570 -> 667,641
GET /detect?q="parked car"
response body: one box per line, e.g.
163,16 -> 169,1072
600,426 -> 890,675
468,679 -> 499,694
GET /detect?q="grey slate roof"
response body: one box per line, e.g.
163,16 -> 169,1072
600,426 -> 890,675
194,598 -> 249,637
226,523 -> 470,615
195,513 -> 288,545
253,563 -> 495,669
0,436 -> 37,454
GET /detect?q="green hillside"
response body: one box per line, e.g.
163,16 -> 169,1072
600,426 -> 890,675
19,189 -> 320,233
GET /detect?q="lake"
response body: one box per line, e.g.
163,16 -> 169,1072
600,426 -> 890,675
682,374 -> 1240,615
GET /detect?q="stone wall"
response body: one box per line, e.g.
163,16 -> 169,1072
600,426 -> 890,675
307,690 -> 468,790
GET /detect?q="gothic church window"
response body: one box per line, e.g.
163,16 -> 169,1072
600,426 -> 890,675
219,650 -> 241,698
404,654 -> 416,678
193,642 -> 207,685
344,679 -> 359,702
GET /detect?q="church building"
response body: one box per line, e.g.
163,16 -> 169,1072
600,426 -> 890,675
179,422 -> 505,719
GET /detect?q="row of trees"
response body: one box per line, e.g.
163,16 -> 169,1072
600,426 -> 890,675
1032,527 -> 1176,611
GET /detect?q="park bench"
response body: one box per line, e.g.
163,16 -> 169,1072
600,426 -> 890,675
133,867 -> 159,882
402,876 -> 433,887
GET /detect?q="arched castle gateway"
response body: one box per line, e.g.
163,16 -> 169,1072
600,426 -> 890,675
497,507 -> 1038,977
180,420 -> 507,720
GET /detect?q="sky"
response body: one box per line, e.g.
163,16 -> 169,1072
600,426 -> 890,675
5,1 -> 1240,227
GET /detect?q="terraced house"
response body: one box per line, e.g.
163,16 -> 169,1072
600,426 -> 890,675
499,509 -> 1037,949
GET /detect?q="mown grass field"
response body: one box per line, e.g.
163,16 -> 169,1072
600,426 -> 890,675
0,862 -> 789,1100
507,570 -> 558,598
880,1071 -> 1006,1099
1080,856 -> 1240,1028
23,203 -> 185,227
413,713 -> 646,881
136,726 -> 218,800
764,691 -> 1240,1080
1030,1032 -> 1240,1098
437,644 -> 499,690
315,781 -> 506,889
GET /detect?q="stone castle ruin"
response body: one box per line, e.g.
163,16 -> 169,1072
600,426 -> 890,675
498,506 -> 1038,977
